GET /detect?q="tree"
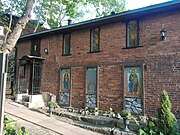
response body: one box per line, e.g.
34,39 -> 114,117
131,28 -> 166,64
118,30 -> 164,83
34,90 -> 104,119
0,0 -> 34,134
138,90 -> 178,135
85,0 -> 126,17
156,90 -> 177,135
0,0 -> 34,53
32,0 -> 126,29
33,0 -> 84,29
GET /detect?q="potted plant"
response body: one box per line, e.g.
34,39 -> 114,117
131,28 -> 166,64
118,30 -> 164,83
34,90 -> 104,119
47,101 -> 56,117
120,109 -> 131,132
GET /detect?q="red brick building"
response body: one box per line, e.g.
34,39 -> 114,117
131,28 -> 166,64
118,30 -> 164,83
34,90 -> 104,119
15,1 -> 180,117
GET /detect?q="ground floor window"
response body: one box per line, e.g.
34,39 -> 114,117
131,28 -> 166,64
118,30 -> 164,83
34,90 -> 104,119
61,68 -> 71,91
124,66 -> 143,114
124,66 -> 142,97
60,68 -> 71,106
31,63 -> 42,94
18,65 -> 28,93
86,67 -> 97,108
86,67 -> 97,93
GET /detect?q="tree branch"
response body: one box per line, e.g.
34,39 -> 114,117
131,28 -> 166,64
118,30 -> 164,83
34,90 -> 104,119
0,0 -> 34,53
4,13 -> 13,44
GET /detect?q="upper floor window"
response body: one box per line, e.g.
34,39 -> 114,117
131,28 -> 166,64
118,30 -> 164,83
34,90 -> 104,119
90,28 -> 100,52
31,39 -> 41,56
63,33 -> 70,55
126,20 -> 139,48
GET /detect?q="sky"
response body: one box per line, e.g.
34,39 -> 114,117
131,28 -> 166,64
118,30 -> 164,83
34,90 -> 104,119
126,0 -> 172,10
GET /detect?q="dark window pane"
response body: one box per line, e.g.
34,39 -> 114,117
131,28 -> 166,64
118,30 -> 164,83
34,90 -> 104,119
87,68 -> 97,93
31,39 -> 41,56
63,34 -> 70,55
127,21 -> 138,47
91,28 -> 100,52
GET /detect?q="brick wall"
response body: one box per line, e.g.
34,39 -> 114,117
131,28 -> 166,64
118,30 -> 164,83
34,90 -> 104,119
15,41 -> 31,82
71,67 -> 85,108
16,11 -> 180,117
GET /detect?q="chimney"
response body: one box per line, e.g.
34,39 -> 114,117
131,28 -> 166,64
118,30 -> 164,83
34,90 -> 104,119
68,19 -> 72,25
111,11 -> 115,15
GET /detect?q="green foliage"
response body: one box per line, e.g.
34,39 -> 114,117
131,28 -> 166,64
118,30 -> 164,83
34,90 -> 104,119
33,0 -> 84,28
0,0 -> 27,17
120,109 -> 130,118
47,101 -> 57,107
0,0 -> 28,33
138,117 -> 163,135
3,115 -> 29,135
156,90 -> 177,135
138,90 -> 178,135
33,0 -> 126,28
87,0 -> 126,17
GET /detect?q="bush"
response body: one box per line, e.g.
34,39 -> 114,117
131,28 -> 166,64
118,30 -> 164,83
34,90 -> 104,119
138,90 -> 179,135
156,90 -> 177,135
120,109 -> 130,118
47,101 -> 56,107
3,114 -> 29,135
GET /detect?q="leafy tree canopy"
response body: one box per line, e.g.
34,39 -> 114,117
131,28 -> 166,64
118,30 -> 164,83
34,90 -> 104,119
0,0 -> 27,16
1,0 -> 126,29
33,0 -> 85,28
33,0 -> 126,29
86,0 -> 126,17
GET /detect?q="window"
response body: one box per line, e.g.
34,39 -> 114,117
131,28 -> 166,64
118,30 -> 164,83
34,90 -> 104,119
126,20 -> 139,48
86,67 -> 97,93
63,33 -> 70,55
60,68 -> 71,106
61,68 -> 71,91
90,28 -> 100,52
124,66 -> 143,114
31,39 -> 41,56
124,66 -> 142,97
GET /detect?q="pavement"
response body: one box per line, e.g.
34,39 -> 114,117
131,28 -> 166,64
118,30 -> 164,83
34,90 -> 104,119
4,99 -> 103,135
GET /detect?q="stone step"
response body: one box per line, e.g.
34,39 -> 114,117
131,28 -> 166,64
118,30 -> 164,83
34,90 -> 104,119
49,109 -> 138,135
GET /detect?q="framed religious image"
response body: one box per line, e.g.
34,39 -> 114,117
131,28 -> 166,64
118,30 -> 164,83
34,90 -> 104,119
86,67 -> 97,93
124,66 -> 143,97
61,68 -> 71,91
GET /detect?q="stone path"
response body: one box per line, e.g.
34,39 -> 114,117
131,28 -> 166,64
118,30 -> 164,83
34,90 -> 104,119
10,115 -> 60,135
5,99 -> 102,135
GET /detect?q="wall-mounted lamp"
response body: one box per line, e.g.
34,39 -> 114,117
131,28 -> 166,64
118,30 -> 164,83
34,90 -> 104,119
160,24 -> 166,41
143,63 -> 147,70
44,48 -> 48,55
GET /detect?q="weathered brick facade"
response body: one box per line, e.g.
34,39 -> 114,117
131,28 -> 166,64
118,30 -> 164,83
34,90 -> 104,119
16,1 -> 180,117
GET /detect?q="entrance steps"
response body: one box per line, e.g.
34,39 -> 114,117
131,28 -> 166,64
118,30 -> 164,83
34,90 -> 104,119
15,94 -> 44,108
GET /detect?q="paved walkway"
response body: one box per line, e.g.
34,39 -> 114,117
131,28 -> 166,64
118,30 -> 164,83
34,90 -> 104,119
5,100 -> 102,135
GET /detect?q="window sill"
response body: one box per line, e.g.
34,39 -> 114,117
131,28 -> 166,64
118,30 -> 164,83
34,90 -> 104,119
122,46 -> 143,49
60,90 -> 70,92
87,50 -> 103,53
62,54 -> 72,56
86,92 -> 96,95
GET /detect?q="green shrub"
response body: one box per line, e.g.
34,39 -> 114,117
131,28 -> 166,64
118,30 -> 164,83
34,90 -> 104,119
138,117 -> 163,135
120,109 -> 130,118
138,90 -> 178,135
156,90 -> 177,135
47,101 -> 56,107
3,114 -> 29,135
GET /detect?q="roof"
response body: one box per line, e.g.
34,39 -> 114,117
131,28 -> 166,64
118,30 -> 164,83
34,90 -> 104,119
19,55 -> 45,61
19,0 -> 180,41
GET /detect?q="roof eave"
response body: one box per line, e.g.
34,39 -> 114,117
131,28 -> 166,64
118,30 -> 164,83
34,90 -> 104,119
18,0 -> 180,41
